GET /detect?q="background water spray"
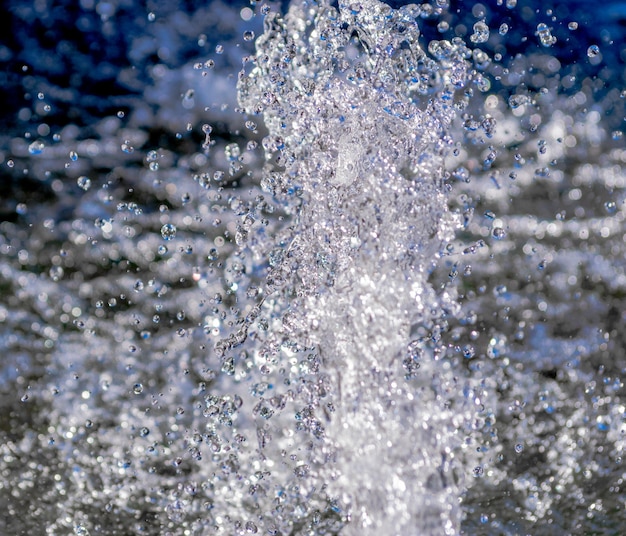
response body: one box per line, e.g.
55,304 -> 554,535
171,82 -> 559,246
0,0 -> 625,535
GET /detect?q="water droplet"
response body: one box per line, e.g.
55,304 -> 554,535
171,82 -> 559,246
74,525 -> 90,536
121,141 -> 134,153
536,23 -> 556,47
463,345 -> 475,359
225,143 -> 241,161
587,45 -> 600,58
77,176 -> 91,191
69,150 -> 78,161
294,464 -> 310,478
161,223 -> 177,241
492,227 -> 506,240
452,166 -> 470,182
165,500 -> 185,522
133,383 -> 144,394
508,94 -> 530,109
49,266 -> 64,281
28,140 -> 45,155
470,21 -> 490,44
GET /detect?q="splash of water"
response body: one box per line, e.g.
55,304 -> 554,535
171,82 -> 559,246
3,0 -> 626,534
231,1 -> 488,533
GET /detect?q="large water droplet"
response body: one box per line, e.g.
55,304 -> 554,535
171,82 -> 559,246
160,223 -> 177,240
77,176 -> 91,191
28,140 -> 45,154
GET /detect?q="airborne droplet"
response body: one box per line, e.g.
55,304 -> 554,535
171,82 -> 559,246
28,140 -> 45,155
77,176 -> 91,191
161,223 -> 177,240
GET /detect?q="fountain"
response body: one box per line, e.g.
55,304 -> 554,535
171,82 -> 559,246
0,0 -> 625,534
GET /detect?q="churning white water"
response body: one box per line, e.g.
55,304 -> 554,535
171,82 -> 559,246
1,0 -> 625,534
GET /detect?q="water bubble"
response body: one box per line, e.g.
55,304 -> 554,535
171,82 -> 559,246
69,151 -> 78,161
77,176 -> 91,191
28,140 -> 45,155
506,0 -> 517,8
161,223 -> 177,241
132,383 -> 144,394
243,30 -> 255,42
568,21 -> 578,30
604,201 -> 617,214
245,521 -> 258,533
587,45 -> 600,58
515,443 -> 524,453
499,23 -> 509,36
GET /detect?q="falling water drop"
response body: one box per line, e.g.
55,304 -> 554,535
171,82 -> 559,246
161,223 -> 177,240
77,176 -> 91,191
28,140 -> 45,154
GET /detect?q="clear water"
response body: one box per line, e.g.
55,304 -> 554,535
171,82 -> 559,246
1,1 -> 625,535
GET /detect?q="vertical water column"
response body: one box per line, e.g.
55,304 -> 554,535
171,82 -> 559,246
238,1 -> 484,533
